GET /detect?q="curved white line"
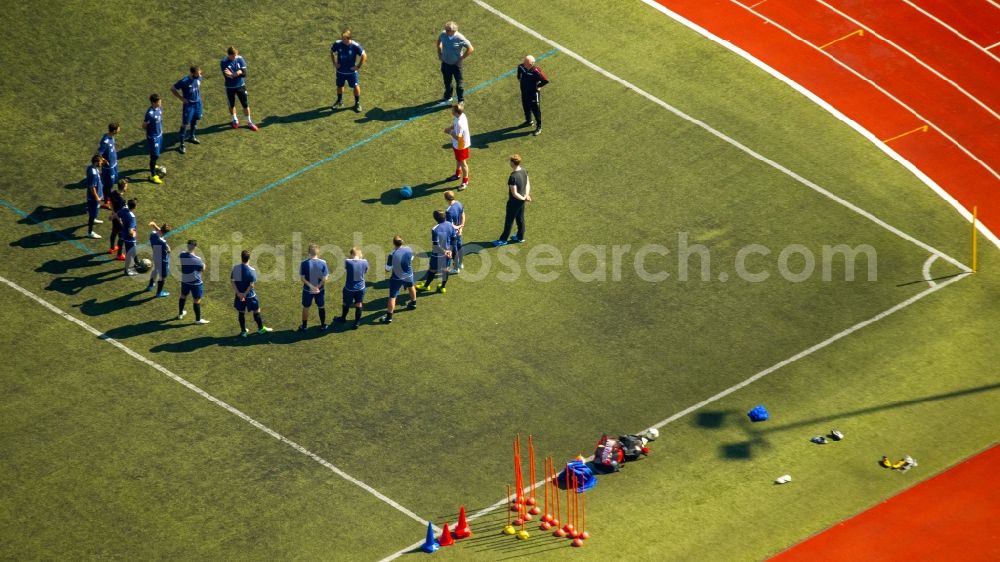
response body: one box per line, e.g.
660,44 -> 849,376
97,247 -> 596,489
641,0 -> 1000,252
815,0 -> 1000,121
901,0 -> 1000,64
922,254 -> 940,287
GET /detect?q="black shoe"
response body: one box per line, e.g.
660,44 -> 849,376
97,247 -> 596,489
178,144 -> 186,154
406,301 -> 417,310
442,92 -> 452,102
320,323 -> 328,331
188,137 -> 200,145
352,321 -> 360,329
334,317 -> 345,323
297,325 -> 307,332
520,120 -> 534,128
353,103 -> 362,113
333,100 -> 343,109
379,316 -> 393,324
532,127 -> 542,137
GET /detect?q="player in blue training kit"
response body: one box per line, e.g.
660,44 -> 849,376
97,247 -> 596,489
419,209 -> 458,294
299,243 -> 330,331
330,28 -> 367,113
171,65 -> 204,154
145,222 -> 172,297
444,190 -> 466,273
221,46 -> 258,131
177,240 -> 209,324
380,235 -> 417,324
96,122 -> 120,204
142,93 -> 164,184
231,249 -> 272,337
337,247 -> 369,329
85,155 -> 104,239
117,198 -> 140,274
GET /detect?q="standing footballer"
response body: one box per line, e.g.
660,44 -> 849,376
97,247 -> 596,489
96,122 -> 120,204
337,247 -> 368,329
171,65 -> 204,154
380,235 -> 417,324
142,93 -> 164,184
231,249 -> 273,337
146,221 -> 171,297
418,210 -> 457,294
299,243 -> 330,331
444,190 -> 465,273
444,103 -> 471,190
117,198 -> 140,274
177,240 -> 209,324
220,46 -> 258,131
84,155 -> 104,239
330,28 -> 367,113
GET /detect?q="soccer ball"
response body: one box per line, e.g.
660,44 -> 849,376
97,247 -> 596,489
137,258 -> 153,272
641,427 -> 659,441
399,185 -> 413,199
156,165 -> 167,178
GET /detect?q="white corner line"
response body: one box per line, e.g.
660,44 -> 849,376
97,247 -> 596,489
0,274 -> 431,530
922,254 -> 940,287
471,0 -> 977,268
637,0 -> 1000,254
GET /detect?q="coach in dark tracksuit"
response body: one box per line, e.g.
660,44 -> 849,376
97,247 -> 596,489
493,154 -> 531,247
517,55 -> 549,136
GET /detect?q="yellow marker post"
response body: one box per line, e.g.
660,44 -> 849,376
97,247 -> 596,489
971,206 -> 978,273
819,29 -> 864,50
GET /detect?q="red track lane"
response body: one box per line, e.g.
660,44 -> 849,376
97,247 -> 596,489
770,444 -> 1000,561
656,0 -> 1000,240
907,0 -> 1000,47
826,0 -> 1000,110
755,0 -> 1000,171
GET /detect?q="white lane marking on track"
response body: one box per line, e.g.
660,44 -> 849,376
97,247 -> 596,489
0,274 -> 432,530
900,0 -> 1000,64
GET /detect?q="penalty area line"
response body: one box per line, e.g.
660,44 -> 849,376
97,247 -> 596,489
0,274 -> 429,529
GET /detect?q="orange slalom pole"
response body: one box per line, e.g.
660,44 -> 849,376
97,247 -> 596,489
528,435 -> 537,506
563,464 -> 575,535
580,487 -> 589,540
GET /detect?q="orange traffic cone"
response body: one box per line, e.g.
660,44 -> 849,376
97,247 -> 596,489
454,506 -> 472,539
438,522 -> 455,547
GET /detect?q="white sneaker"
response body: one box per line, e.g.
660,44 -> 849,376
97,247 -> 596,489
125,268 -> 137,276
195,319 -> 210,325
177,310 -> 187,320
93,219 -> 104,224
87,231 -> 101,239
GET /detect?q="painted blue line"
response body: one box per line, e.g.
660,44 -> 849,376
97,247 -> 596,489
0,198 -> 97,254
166,48 -> 560,238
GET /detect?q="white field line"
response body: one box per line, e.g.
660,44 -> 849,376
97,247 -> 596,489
988,0 -> 1000,12
922,254 -> 940,287
988,41 -> 1000,50
901,0 -> 1000,64
815,0 -> 1000,121
379,270 -> 972,560
472,0 -> 978,266
730,0 -> 1000,184
0,275 -> 431,530
638,0 -> 1000,251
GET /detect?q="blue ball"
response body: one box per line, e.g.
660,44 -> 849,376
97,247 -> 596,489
399,185 -> 413,199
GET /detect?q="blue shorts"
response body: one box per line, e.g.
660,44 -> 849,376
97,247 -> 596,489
388,277 -> 414,298
181,282 -> 204,299
302,288 -> 326,308
87,199 -> 100,220
342,287 -> 366,305
336,70 -> 359,88
147,136 -> 162,159
151,260 -> 170,280
122,240 -> 136,254
182,101 -> 203,125
430,254 -> 451,272
234,295 -> 260,313
100,166 -> 117,191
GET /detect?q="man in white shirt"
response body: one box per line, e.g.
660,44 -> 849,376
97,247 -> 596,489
444,103 -> 472,190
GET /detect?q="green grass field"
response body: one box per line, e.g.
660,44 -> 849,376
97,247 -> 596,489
1,1 -> 998,560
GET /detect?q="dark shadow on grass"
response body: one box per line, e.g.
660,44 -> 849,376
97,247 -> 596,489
258,107 -> 332,128
361,178 -> 452,206
36,253 -> 108,275
77,289 -> 156,316
896,272 -> 965,287
354,100 -> 447,124
100,318 -> 191,340
694,410 -> 736,429
19,202 -> 88,223
470,124 -> 533,149
44,266 -> 123,295
148,326 -> 335,353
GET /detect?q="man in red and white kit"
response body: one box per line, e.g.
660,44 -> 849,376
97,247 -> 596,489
444,103 -> 471,190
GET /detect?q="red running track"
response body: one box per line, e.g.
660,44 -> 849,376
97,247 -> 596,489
654,0 -> 1000,247
770,443 -> 1000,561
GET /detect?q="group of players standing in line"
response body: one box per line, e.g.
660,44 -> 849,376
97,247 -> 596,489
80,21 -> 547,336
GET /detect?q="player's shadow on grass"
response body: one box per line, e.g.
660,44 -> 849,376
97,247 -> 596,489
148,326 -> 331,353
101,317 -> 192,340
36,253 -> 108,276
77,289 -> 158,317
355,100 -> 447,124
361,178 -> 452,205
44,266 -> 129,296
10,225 -> 88,251
258,107 -> 332,128
468,125 -> 533,149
